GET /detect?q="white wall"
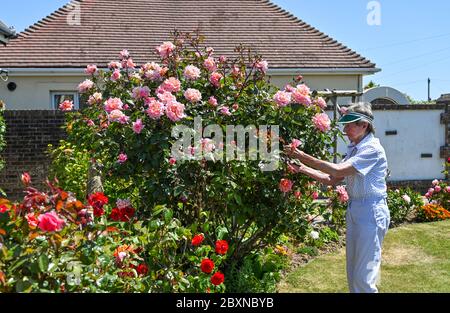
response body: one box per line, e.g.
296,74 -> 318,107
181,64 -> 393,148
327,109 -> 445,181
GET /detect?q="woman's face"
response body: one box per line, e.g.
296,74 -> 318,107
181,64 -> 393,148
343,121 -> 367,143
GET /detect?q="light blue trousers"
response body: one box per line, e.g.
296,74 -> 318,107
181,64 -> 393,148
346,197 -> 390,293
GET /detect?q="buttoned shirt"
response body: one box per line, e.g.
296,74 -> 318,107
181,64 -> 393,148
343,133 -> 388,200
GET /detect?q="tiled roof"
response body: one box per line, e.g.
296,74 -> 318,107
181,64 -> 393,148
0,0 -> 376,70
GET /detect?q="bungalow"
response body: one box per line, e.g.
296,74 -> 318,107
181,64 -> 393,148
0,0 -> 379,110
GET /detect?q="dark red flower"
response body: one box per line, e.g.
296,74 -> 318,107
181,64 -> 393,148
210,271 -> 225,286
121,206 -> 135,221
136,264 -> 149,276
215,240 -> 229,255
109,208 -> 121,221
191,234 -> 204,246
200,258 -> 215,274
93,206 -> 105,217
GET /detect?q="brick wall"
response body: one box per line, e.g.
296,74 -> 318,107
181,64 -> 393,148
0,110 -> 67,200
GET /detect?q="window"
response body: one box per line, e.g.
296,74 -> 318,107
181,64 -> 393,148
51,91 -> 80,110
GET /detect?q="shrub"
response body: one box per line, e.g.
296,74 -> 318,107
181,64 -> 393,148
51,30 -> 339,277
0,102 -> 6,196
387,187 -> 423,226
424,179 -> 450,211
416,203 -> 450,222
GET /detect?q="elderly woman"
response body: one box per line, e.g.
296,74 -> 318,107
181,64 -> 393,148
285,102 -> 390,293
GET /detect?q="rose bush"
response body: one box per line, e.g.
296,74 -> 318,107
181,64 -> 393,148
50,31 -> 340,285
387,187 -> 424,226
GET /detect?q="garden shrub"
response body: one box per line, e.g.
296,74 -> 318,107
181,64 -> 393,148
387,187 -> 423,226
50,29 -> 340,286
416,203 -> 450,222
0,102 -> 6,196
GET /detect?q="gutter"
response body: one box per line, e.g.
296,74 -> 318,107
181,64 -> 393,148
5,67 -> 382,77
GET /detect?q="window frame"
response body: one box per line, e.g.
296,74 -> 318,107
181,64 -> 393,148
50,91 -> 80,110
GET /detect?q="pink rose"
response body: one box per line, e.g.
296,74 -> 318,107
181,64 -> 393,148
166,101 -> 186,122
26,213 -> 38,228
312,191 -> 319,200
21,172 -> 31,185
132,86 -> 150,100
184,65 -> 201,80
279,178 -> 293,193
132,119 -> 144,134
292,91 -> 311,106
141,62 -> 163,81
434,186 -> 441,192
169,157 -> 177,165
38,211 -> 65,232
156,41 -> 175,58
77,79 -> 94,93
208,96 -> 218,107
111,69 -> 121,81
117,153 -> 128,164
432,179 -> 440,186
85,64 -> 98,75
88,92 -> 103,105
160,77 -> 181,93
336,185 -> 349,203
146,99 -> 165,120
184,88 -> 202,103
273,91 -> 291,107
59,100 -> 74,111
291,139 -> 302,150
312,113 -> 331,132
104,97 -> 123,113
204,57 -> 217,72
119,49 -> 130,59
220,106 -> 232,116
445,186 -> 450,193
255,60 -> 268,73
108,109 -> 129,124
108,61 -> 122,69
295,84 -> 310,96
314,97 -> 327,109
209,72 -> 223,88
157,91 -> 177,104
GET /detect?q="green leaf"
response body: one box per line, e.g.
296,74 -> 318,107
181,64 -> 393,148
37,254 -> 49,272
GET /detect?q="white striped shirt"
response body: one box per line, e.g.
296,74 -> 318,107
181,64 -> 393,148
343,133 -> 388,199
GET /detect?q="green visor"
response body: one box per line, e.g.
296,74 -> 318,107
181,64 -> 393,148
338,112 -> 373,124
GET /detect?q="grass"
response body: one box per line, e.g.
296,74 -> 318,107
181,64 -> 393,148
277,219 -> 450,293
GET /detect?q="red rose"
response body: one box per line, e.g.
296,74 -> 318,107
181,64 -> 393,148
109,208 -> 122,221
200,258 -> 215,274
210,271 -> 225,286
93,206 -> 104,217
191,234 -> 204,246
120,206 -> 135,221
21,172 -> 31,185
88,192 -> 108,208
136,264 -> 149,276
215,240 -> 229,255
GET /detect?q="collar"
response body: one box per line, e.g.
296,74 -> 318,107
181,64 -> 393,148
347,133 -> 374,150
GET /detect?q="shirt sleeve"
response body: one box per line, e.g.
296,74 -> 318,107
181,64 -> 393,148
347,146 -> 380,176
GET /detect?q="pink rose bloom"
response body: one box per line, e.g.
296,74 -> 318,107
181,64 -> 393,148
312,191 -> 319,200
314,97 -> 327,109
108,61 -> 122,69
208,96 -> 218,107
104,97 -> 124,113
108,109 -> 128,124
204,57 -> 217,72
279,178 -> 293,193
166,101 -> 186,122
59,100 -> 74,111
294,191 -> 302,199
160,77 -> 181,93
117,153 -> 128,164
312,113 -> 331,132
336,185 -> 349,203
85,64 -> 98,75
428,188 -> 434,195
206,47 -> 214,55
141,62 -> 163,81
284,84 -> 295,92
111,69 -> 121,81
157,91 -> 177,104
292,91 -> 311,106
219,55 -> 227,63
402,194 -> 411,203
77,79 -> 94,93
21,172 -> 31,185
434,186 -> 442,192
169,157 -> 177,165
445,186 -> 450,193
291,139 -> 302,149
425,192 -> 431,199
26,212 -> 39,228
131,86 -> 150,100
146,99 -> 165,120
255,60 -> 268,73
295,84 -> 310,96
38,211 -> 65,232
273,91 -> 292,107
120,49 -> 130,59
209,72 -> 223,88
232,103 -> 239,111
201,138 -> 215,153
87,119 -> 95,127
122,58 -> 135,69
432,179 -> 440,186
231,65 -> 240,77
88,92 -> 103,105
156,41 -> 175,58
132,119 -> 144,134
184,65 -> 201,80
220,106 -> 232,116
184,88 -> 202,103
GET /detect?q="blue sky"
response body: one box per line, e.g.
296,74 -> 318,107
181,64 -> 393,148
1,0 -> 450,101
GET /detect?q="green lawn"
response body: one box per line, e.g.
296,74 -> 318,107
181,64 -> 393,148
277,219 -> 450,293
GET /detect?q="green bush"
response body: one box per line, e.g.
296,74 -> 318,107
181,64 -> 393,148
387,187 -> 423,226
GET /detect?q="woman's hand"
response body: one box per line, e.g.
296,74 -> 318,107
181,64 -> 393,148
283,144 -> 303,160
287,161 -> 304,174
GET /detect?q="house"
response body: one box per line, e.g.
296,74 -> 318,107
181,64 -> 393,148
0,0 -> 379,110
0,20 -> 16,45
